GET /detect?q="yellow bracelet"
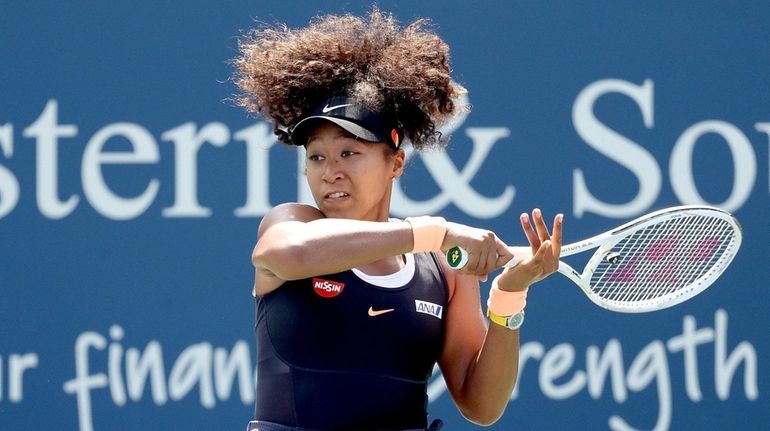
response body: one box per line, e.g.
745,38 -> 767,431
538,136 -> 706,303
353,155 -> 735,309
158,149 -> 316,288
487,308 -> 525,330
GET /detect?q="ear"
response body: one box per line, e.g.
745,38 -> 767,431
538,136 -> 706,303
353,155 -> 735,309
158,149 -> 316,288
391,148 -> 406,179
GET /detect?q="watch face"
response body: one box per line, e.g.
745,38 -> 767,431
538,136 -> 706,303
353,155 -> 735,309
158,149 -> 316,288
508,312 -> 524,329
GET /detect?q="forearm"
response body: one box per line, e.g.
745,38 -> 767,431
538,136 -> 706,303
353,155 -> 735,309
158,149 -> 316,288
446,209 -> 561,425
459,324 -> 520,424
254,218 -> 414,280
453,274 -> 529,424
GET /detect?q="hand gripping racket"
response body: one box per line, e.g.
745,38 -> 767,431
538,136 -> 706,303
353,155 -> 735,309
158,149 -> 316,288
446,206 -> 742,313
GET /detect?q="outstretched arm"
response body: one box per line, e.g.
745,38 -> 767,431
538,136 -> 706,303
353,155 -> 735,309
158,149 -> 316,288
251,203 -> 514,296
439,208 -> 563,425
252,203 -> 412,295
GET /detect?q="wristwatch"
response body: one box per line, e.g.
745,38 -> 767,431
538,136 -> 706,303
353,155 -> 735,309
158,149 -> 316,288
487,308 -> 525,330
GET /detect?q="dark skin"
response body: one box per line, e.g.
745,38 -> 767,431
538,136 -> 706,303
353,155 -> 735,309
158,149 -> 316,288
251,122 -> 563,425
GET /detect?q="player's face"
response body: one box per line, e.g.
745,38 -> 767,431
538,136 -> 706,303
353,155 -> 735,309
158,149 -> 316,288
304,123 -> 404,221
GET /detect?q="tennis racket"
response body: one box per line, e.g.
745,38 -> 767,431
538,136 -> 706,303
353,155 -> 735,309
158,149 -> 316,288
446,205 -> 742,313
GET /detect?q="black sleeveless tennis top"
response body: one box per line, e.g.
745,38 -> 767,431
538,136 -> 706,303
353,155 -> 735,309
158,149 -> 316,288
254,252 -> 449,430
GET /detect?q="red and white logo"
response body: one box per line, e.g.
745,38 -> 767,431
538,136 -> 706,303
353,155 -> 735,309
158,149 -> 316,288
312,278 -> 345,298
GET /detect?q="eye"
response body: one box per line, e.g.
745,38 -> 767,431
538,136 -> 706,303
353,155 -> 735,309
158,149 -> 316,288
307,154 -> 324,162
341,150 -> 356,158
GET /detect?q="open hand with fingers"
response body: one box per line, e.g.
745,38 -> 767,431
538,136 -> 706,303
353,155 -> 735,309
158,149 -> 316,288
496,209 -> 564,292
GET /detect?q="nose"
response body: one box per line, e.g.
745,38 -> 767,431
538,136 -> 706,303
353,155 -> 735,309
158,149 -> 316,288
321,158 -> 344,183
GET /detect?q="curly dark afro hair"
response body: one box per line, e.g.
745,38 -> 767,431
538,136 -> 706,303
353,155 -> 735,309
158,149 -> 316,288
232,9 -> 468,150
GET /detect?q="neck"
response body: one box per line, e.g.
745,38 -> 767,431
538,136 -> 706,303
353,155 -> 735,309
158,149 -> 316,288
371,184 -> 393,222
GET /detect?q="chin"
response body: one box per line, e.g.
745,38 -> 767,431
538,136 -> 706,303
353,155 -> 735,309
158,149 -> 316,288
317,207 -> 354,219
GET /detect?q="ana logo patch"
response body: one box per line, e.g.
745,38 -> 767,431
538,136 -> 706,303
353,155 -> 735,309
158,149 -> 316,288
415,300 -> 443,319
312,278 -> 345,298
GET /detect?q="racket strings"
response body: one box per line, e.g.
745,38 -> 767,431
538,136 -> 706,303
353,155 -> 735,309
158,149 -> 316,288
626,215 -> 706,303
677,217 -> 731,287
613,216 -> 732,303
618,216 -> 733,302
588,214 -> 737,306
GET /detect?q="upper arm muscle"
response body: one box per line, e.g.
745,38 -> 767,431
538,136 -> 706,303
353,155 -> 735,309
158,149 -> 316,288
438,262 -> 487,403
252,203 -> 324,296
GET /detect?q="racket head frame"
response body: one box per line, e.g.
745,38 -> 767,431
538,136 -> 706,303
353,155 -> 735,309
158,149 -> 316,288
556,205 -> 743,313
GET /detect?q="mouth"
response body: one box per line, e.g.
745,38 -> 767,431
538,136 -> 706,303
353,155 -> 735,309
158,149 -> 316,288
324,191 -> 350,200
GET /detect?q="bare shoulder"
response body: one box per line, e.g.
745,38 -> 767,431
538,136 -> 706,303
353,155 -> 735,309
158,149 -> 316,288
252,203 -> 325,297
258,203 -> 325,236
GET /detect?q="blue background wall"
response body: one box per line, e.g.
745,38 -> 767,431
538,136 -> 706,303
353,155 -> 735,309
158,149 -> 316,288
1,1 -> 767,430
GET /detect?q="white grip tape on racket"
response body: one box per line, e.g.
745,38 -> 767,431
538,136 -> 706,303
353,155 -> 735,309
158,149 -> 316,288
446,246 -> 531,270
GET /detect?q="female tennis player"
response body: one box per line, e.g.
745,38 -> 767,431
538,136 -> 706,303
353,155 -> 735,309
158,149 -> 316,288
233,9 -> 563,431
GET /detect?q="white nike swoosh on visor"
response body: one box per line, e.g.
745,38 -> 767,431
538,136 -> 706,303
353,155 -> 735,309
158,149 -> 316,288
322,103 -> 354,113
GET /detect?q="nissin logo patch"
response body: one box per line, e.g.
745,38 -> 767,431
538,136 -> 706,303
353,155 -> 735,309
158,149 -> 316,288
415,300 -> 443,319
312,278 -> 345,298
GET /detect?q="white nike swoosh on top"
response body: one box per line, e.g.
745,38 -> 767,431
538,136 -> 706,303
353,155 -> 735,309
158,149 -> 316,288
322,103 -> 353,113
367,307 -> 395,317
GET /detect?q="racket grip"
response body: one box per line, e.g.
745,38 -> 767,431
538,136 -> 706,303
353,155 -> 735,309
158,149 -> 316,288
446,246 -> 470,269
446,246 -> 532,270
